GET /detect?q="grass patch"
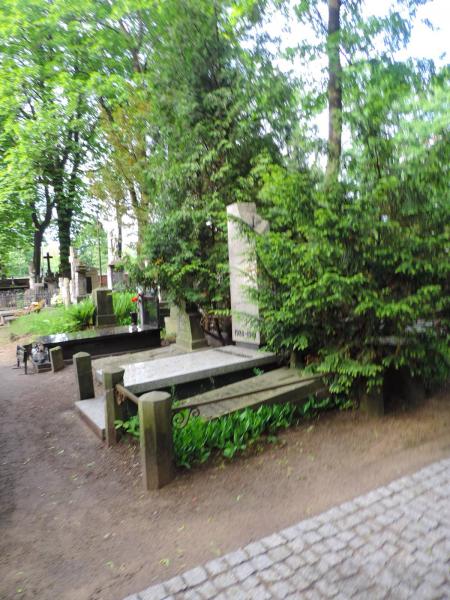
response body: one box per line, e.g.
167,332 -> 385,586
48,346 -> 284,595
8,291 -> 137,338
9,307 -> 77,338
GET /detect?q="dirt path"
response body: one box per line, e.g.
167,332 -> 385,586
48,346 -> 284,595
0,337 -> 449,600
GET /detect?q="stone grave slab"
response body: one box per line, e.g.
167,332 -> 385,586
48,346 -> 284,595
95,345 -> 276,394
37,324 -> 161,360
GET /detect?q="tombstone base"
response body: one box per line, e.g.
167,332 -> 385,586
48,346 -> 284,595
96,314 -> 116,327
176,312 -> 208,352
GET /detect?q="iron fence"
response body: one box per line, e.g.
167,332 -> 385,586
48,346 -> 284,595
0,289 -> 54,309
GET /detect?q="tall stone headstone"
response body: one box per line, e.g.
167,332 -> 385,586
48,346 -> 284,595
92,288 -> 116,327
226,203 -> 269,347
75,265 -> 88,302
107,226 -> 125,290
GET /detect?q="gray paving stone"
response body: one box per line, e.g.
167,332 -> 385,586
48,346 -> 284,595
213,570 -> 238,590
268,579 -> 295,599
244,540 -> 266,558
232,561 -> 255,582
192,580 -> 216,600
164,576 -> 186,595
267,544 -> 291,563
251,553 -> 273,571
262,532 -> 286,549
182,567 -> 207,588
223,549 -> 248,567
125,456 -> 450,600
204,557 -> 228,577
138,583 -> 167,600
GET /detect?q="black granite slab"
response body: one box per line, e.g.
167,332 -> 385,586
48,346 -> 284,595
37,325 -> 161,360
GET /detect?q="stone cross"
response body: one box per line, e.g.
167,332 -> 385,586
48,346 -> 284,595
43,252 -> 53,276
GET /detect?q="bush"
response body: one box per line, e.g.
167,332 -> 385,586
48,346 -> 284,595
112,291 -> 136,325
253,117 -> 450,400
66,298 -> 95,330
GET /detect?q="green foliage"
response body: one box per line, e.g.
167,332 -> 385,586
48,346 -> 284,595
105,0 -> 297,311
66,299 -> 95,330
114,415 -> 140,439
254,64 -> 450,400
10,292 -> 138,337
9,307 -> 74,337
112,291 -> 137,326
115,397 -> 341,469
73,220 -> 108,274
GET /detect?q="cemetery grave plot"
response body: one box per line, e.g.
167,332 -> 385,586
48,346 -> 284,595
14,325 -> 162,373
106,366 -> 326,489
37,324 -> 161,361
77,345 -> 279,438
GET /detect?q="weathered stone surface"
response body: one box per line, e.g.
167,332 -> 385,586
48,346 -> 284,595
164,304 -> 179,338
49,345 -> 65,372
102,366 -> 125,446
124,456 -> 450,600
139,391 -> 174,490
226,202 -> 268,347
92,287 -> 116,327
73,351 -> 94,400
176,304 -> 208,351
96,346 -> 275,395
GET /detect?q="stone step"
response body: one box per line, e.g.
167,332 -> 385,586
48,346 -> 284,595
75,396 -> 105,439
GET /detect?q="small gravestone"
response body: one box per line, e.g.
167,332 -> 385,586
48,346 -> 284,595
74,352 -> 95,400
176,303 -> 208,352
137,292 -> 159,327
49,346 -> 65,372
92,288 -> 116,327
227,202 -> 269,347
75,265 -> 88,302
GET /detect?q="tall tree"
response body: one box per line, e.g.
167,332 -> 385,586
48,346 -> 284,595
0,0 -> 97,277
326,0 -> 342,179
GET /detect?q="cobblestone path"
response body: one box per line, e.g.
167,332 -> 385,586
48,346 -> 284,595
125,457 -> 450,599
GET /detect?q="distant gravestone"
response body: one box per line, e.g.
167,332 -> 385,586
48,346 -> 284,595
49,346 -> 65,372
226,202 -> 269,347
176,303 -> 208,352
92,288 -> 116,327
137,292 -> 159,327
164,304 -> 179,338
75,265 -> 88,301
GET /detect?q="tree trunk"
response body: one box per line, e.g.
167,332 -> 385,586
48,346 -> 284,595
56,200 -> 72,278
114,200 -> 123,259
33,227 -> 44,282
326,0 -> 343,181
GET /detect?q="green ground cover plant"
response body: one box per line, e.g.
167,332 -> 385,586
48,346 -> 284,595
115,396 -> 338,468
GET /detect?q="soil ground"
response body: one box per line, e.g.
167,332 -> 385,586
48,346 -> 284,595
0,330 -> 449,600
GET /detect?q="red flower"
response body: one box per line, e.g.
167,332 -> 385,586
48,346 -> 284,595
131,296 -> 139,303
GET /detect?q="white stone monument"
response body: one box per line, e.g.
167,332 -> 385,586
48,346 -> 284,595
226,203 -> 268,347
107,226 -> 125,290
